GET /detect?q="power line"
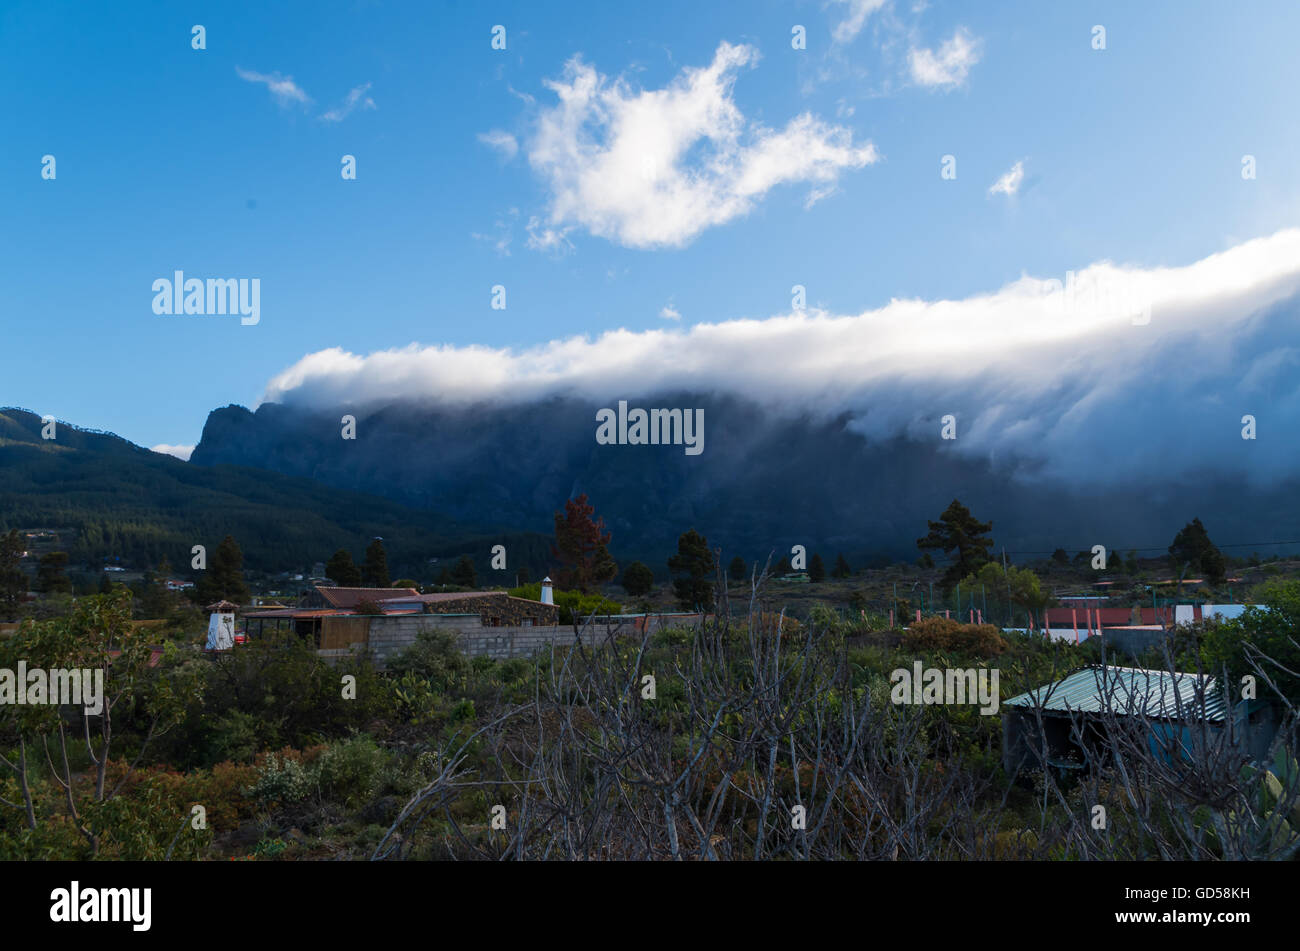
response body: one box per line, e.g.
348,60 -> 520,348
1000,539 -> 1300,556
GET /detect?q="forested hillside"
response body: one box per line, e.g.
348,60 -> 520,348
0,408 -> 547,577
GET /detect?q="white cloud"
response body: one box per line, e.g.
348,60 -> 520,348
236,67 -> 311,108
321,82 -> 376,122
659,304 -> 682,321
151,444 -> 194,461
472,207 -> 520,257
526,41 -> 878,249
526,216 -> 574,254
908,28 -> 981,87
478,129 -> 519,160
831,0 -> 889,45
259,229 -> 1300,484
989,160 -> 1025,197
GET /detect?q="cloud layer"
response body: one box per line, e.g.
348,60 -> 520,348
260,230 -> 1300,485
150,444 -> 194,461
526,42 -> 878,249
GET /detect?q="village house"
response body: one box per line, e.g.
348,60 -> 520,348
239,580 -> 701,667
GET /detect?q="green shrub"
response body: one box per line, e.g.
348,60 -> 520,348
901,616 -> 1008,657
317,735 -> 388,807
246,753 -> 317,806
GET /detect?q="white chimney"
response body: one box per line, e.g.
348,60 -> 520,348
205,602 -> 236,651
540,577 -> 554,605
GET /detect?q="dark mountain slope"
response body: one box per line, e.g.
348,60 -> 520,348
0,408 -> 547,578
189,394 -> 1300,566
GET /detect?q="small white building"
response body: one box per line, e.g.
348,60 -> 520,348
204,600 -> 239,651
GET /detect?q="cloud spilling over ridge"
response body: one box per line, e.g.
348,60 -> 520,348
526,42 -> 878,248
150,444 -> 194,461
260,230 -> 1300,484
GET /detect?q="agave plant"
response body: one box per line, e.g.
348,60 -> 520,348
1208,748 -> 1300,859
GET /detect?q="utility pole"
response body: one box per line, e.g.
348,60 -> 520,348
1002,547 -> 1012,627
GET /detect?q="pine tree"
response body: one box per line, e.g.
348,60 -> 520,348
140,556 -> 175,617
362,538 -> 390,588
668,529 -> 716,611
326,549 -> 362,586
195,535 -> 250,605
621,561 -> 654,596
832,553 -> 851,579
449,554 -> 477,588
1169,518 -> 1226,585
1,530 -> 28,619
916,500 -> 994,588
808,552 -> 826,583
36,552 -> 71,594
728,556 -> 747,582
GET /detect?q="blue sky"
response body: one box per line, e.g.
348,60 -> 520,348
5,0 -> 1300,455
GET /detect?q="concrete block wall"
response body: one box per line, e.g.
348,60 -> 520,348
324,612 -> 704,668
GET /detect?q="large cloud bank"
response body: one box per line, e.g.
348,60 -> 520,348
261,230 -> 1300,485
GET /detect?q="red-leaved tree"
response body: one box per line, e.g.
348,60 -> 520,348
551,494 -> 617,593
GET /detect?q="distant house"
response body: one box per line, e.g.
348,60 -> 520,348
243,584 -> 700,667
247,585 -> 559,646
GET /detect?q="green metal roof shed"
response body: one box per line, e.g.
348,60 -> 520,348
1003,665 -> 1227,722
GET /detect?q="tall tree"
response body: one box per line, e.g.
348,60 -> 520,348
0,529 -> 25,619
449,554 -> 477,588
808,552 -> 826,583
552,494 -> 618,593
36,552 -> 71,594
1168,517 -> 1226,585
621,561 -> 654,597
832,553 -> 852,579
668,529 -> 716,611
362,538 -> 390,588
728,556 -> 747,582
326,548 -> 362,586
140,556 -> 175,618
195,535 -> 250,605
916,499 -> 994,588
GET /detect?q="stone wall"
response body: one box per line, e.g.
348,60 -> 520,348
318,612 -> 703,667
423,593 -> 558,627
